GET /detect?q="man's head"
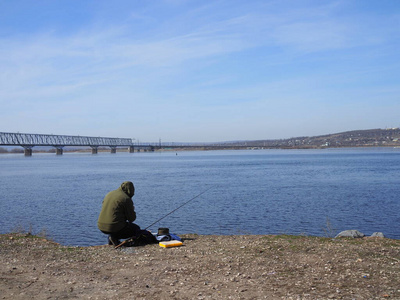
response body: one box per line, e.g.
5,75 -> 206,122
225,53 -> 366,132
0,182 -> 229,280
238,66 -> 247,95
120,181 -> 135,197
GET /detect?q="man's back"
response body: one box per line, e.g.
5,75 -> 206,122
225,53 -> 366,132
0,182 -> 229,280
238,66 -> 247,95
97,182 -> 136,232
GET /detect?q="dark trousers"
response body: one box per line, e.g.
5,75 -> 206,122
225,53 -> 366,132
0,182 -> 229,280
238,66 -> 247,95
102,222 -> 154,241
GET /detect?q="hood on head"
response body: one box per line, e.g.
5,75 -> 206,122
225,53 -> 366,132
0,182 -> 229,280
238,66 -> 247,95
120,181 -> 135,197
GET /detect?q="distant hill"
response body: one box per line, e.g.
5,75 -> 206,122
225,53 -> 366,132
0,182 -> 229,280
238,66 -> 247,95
224,128 -> 400,149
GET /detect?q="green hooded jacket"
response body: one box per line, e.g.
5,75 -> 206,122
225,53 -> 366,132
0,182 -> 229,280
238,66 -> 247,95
97,181 -> 137,233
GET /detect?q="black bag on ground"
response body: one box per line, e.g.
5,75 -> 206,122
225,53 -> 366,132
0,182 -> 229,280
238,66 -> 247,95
126,230 -> 157,247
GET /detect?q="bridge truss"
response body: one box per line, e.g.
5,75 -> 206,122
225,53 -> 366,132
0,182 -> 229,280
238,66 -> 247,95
0,132 -> 135,155
0,132 -> 133,146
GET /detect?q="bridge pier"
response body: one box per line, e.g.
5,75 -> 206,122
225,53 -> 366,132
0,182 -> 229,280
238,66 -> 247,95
91,146 -> 98,154
129,146 -> 134,153
55,146 -> 64,155
110,146 -> 117,154
22,146 -> 33,156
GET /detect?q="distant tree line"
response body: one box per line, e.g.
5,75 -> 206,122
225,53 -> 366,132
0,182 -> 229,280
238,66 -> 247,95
0,147 -> 24,153
0,147 -> 56,153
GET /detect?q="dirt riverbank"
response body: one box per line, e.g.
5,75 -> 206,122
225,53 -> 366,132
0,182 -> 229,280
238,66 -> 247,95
1,233 -> 399,299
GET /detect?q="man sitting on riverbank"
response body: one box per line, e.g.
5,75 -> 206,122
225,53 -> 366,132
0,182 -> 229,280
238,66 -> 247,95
97,181 -> 155,246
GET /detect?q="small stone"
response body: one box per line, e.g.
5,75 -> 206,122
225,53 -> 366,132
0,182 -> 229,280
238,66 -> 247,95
335,230 -> 365,238
371,232 -> 385,238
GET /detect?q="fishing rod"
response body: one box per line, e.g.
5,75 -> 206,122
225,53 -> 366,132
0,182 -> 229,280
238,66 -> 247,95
144,186 -> 213,230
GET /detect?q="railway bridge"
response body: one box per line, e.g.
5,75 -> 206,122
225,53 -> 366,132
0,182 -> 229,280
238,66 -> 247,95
1,132 -> 257,156
0,132 -> 143,156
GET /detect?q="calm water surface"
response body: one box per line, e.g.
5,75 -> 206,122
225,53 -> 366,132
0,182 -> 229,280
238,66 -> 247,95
0,148 -> 399,246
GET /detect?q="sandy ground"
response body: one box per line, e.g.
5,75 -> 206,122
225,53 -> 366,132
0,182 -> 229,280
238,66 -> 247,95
1,233 -> 399,299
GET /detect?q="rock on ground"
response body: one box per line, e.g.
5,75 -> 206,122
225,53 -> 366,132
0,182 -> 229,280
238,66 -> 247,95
335,230 -> 365,238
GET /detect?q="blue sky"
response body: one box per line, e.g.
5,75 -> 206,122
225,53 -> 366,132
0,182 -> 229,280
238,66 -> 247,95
1,0 -> 399,142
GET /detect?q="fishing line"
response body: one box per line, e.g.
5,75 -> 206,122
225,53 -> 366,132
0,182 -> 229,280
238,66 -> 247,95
144,186 -> 213,230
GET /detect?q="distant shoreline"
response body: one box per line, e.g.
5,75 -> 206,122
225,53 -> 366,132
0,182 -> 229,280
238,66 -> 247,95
1,144 -> 400,155
2,128 -> 400,154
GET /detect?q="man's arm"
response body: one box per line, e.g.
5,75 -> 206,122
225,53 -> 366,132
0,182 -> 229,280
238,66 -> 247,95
125,198 -> 137,222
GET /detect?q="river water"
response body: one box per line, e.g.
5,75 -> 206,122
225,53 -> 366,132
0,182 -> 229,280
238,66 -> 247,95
0,148 -> 399,246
